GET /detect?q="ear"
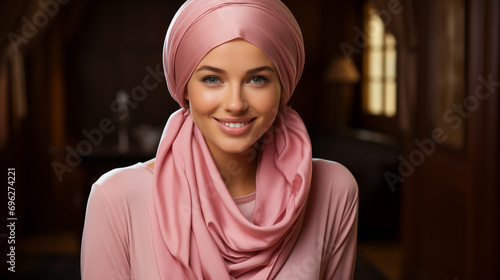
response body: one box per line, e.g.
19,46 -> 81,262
184,87 -> 190,101
280,87 -> 286,106
183,88 -> 190,108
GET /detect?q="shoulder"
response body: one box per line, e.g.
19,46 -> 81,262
82,163 -> 156,277
310,158 -> 358,207
312,158 -> 357,193
89,163 -> 154,209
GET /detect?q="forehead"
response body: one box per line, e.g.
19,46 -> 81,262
196,39 -> 276,70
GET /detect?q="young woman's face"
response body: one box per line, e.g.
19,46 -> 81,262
186,39 -> 281,159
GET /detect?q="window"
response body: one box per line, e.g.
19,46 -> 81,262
362,4 -> 397,118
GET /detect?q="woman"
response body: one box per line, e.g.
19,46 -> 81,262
81,0 -> 358,279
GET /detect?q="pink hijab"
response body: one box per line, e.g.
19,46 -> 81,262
151,0 -> 312,279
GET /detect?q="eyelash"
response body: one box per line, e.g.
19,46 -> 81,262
201,76 -> 221,85
200,75 -> 269,86
249,75 -> 269,85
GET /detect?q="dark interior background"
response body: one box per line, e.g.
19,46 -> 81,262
0,0 -> 498,279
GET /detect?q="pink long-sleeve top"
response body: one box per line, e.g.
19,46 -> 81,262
81,159 -> 358,279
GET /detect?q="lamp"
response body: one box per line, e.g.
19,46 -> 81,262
324,56 -> 360,83
324,56 -> 360,131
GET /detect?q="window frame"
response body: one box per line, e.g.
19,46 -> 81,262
357,3 -> 399,137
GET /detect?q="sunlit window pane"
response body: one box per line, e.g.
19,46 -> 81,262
385,82 -> 397,117
385,50 -> 397,78
366,9 -> 385,47
385,33 -> 396,47
362,3 -> 397,118
367,82 -> 384,115
368,50 -> 384,78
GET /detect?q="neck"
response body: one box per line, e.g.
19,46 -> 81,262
210,143 -> 260,197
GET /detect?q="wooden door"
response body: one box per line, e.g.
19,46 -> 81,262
400,0 -> 500,279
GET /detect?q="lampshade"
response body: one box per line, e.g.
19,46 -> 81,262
324,56 -> 360,83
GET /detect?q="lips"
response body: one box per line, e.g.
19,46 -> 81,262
214,117 -> 255,135
215,117 -> 254,125
220,122 -> 246,128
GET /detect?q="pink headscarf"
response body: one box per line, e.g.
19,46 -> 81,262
152,0 -> 312,279
163,0 -> 305,108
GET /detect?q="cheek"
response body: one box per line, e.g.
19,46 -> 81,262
186,84 -> 217,114
254,88 -> 281,121
267,85 -> 282,112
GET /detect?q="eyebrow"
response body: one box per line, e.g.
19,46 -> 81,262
195,65 -> 276,75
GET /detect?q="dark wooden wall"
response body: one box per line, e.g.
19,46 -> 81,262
1,0 -> 498,279
401,0 -> 500,279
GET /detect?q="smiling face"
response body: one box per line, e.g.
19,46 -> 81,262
185,39 -> 282,161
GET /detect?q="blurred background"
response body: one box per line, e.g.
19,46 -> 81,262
0,0 -> 498,279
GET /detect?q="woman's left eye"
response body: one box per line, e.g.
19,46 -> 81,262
249,76 -> 268,85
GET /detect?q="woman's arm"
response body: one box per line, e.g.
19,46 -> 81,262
81,184 -> 131,279
324,185 -> 358,279
316,160 -> 359,280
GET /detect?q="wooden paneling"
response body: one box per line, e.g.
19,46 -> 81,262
401,0 -> 500,279
467,0 -> 500,278
66,0 -> 183,148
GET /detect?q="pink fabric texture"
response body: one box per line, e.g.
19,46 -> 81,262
152,105 -> 312,279
152,0 -> 312,279
81,160 -> 358,279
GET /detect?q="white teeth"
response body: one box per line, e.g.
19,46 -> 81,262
223,122 -> 246,128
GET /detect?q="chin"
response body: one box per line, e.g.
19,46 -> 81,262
211,139 -> 257,156
223,143 -> 255,155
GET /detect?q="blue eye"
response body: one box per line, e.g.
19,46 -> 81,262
251,77 -> 262,83
249,76 -> 268,85
201,76 -> 222,85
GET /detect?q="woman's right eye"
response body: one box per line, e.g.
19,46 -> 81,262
201,76 -> 221,85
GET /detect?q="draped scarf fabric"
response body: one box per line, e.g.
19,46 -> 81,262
152,107 -> 312,279
151,0 -> 311,279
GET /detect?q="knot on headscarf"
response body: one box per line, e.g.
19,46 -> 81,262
163,0 -> 305,108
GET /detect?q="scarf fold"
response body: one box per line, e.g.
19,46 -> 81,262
151,106 -> 312,279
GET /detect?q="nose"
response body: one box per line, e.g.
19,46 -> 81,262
223,85 -> 248,113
